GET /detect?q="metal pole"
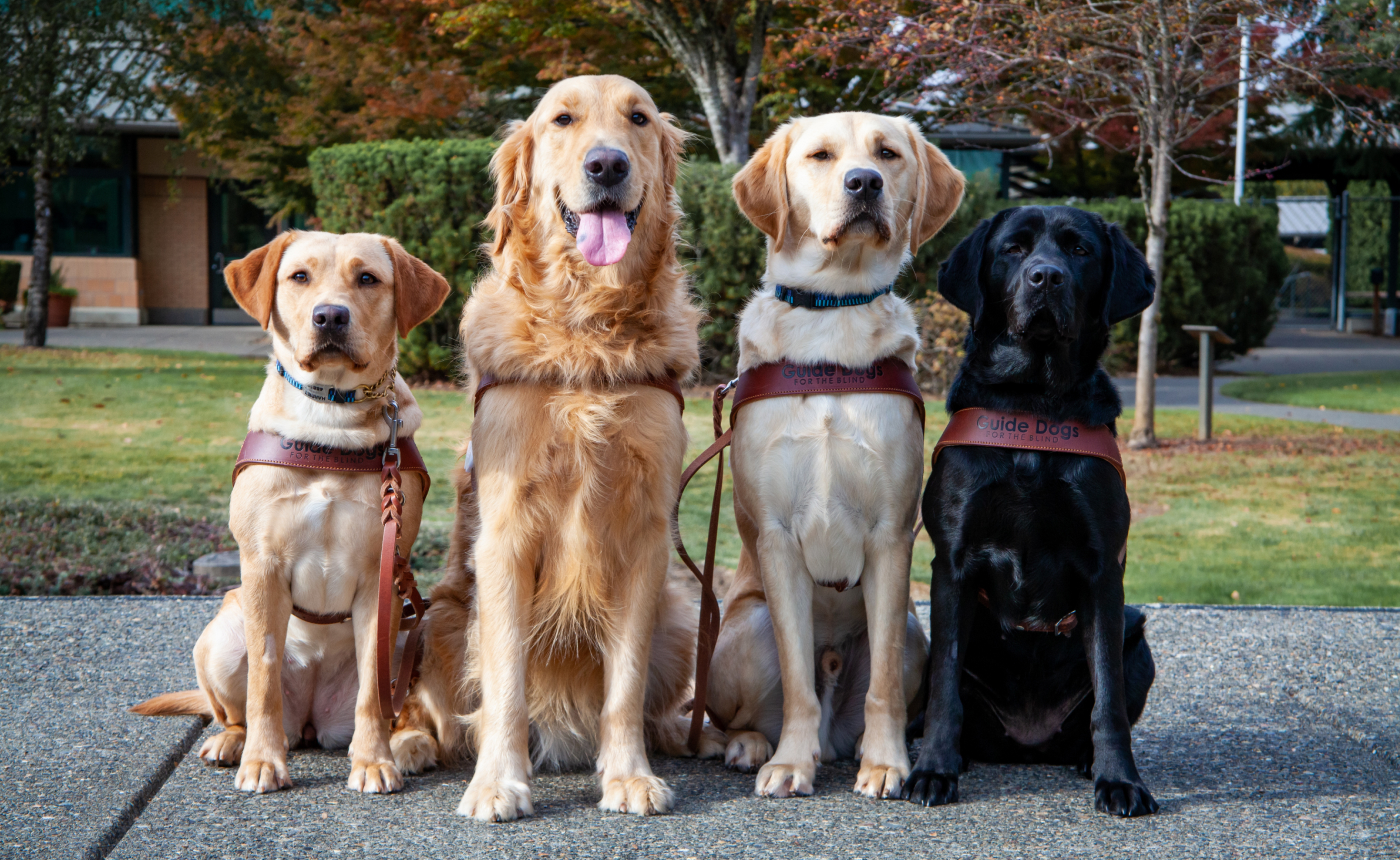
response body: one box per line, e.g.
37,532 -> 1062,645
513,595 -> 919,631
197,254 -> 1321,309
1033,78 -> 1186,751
1336,190 -> 1350,333
1199,331 -> 1214,441
1234,16 -> 1250,206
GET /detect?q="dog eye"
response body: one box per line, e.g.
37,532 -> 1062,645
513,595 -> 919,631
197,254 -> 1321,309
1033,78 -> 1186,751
1003,244 -> 1023,255
358,272 -> 378,286
1072,245 -> 1089,256
554,113 -> 572,127
630,111 -> 648,126
878,147 -> 898,159
291,271 -> 309,283
810,150 -> 830,161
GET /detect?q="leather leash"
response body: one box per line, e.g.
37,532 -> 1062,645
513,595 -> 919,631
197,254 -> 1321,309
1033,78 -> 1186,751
672,357 -> 925,753
231,411 -> 430,721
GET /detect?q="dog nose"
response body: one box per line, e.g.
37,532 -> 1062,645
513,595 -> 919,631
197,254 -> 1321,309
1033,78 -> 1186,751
844,168 -> 884,201
1027,263 -> 1066,289
312,304 -> 350,332
584,147 -> 630,188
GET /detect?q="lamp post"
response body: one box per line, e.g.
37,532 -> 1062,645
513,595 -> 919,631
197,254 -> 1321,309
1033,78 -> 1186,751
1233,16 -> 1250,206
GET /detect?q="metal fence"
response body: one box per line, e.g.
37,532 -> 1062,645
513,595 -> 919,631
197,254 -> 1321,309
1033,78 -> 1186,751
1225,193 -> 1399,331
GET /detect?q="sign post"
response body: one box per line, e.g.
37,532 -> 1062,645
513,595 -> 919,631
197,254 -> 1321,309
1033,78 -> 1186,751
1182,325 -> 1236,441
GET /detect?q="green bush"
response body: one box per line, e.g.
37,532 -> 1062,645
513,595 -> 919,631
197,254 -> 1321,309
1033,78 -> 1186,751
0,259 -> 19,306
309,139 -> 498,380
1070,199 -> 1286,369
675,162 -> 767,378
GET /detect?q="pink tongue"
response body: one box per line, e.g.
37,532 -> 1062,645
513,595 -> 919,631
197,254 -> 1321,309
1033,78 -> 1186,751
576,210 -> 632,266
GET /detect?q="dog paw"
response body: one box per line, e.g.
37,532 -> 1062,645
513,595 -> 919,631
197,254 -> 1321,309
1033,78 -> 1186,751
1094,778 -> 1159,817
457,776 -> 533,822
348,759 -> 404,794
391,729 -> 439,775
754,760 -> 816,798
695,725 -> 728,760
854,761 -> 907,799
900,769 -> 958,806
199,729 -> 244,767
599,774 -> 674,816
724,731 -> 772,772
234,757 -> 291,793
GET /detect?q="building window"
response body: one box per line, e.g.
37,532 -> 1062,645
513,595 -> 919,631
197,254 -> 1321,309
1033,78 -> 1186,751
0,171 -> 130,256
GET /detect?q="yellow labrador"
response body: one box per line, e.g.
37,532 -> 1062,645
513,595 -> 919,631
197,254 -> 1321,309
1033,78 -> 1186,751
132,230 -> 449,794
706,113 -> 964,798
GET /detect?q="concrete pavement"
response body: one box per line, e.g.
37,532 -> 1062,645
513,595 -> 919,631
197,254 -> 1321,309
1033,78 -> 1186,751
4,597 -> 1397,859
0,325 -> 271,358
1217,321 -> 1400,376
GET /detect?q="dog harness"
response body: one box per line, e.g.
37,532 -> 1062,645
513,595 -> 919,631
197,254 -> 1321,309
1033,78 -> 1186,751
672,356 -> 924,751
232,402 -> 430,720
773,282 -> 893,309
932,408 -> 1125,485
933,408 -> 1127,637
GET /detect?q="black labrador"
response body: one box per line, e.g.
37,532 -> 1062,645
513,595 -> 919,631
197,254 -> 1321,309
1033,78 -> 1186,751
904,205 -> 1160,817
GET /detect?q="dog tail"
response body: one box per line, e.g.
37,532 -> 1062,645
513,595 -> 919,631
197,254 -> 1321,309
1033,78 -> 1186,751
129,690 -> 213,718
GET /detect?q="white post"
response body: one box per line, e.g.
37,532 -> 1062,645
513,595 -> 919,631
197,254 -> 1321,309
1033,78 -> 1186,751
1233,16 -> 1251,206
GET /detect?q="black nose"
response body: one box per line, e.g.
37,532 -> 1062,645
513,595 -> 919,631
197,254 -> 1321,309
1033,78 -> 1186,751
312,304 -> 350,332
1026,263 -> 1066,289
584,147 -> 630,188
844,168 -> 884,201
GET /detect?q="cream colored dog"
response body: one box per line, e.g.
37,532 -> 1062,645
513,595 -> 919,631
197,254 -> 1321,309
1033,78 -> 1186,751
132,230 -> 449,795
706,113 -> 965,799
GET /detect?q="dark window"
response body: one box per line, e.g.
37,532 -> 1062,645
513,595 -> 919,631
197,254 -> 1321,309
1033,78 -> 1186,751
0,138 -> 132,256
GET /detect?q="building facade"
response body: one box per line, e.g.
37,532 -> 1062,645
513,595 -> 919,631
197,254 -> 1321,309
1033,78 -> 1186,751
1,124 -> 269,326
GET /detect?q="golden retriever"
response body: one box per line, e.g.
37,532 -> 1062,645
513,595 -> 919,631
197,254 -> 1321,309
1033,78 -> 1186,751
131,230 -> 449,794
705,113 -> 964,798
387,75 -> 717,822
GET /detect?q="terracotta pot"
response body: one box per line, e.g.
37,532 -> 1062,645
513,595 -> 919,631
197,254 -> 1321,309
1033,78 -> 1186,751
47,293 -> 73,328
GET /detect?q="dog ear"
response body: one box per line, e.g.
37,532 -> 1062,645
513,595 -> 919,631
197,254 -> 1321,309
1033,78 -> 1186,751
937,212 -> 1003,324
732,120 -> 797,251
486,119 -> 534,257
382,237 -> 452,337
906,121 -> 967,253
1104,220 -> 1156,324
657,112 -> 690,190
224,230 -> 296,330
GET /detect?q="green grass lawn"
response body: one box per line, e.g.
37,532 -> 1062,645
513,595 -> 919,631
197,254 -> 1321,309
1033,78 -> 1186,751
5,345 -> 1399,606
1222,370 -> 1400,414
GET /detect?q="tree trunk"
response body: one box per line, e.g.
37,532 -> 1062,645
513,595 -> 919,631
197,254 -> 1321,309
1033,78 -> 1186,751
23,145 -> 52,348
629,0 -> 770,165
1129,138 -> 1173,449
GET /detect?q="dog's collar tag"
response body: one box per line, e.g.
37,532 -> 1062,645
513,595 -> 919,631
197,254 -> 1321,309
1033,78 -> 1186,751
276,360 -> 395,405
773,283 -> 893,309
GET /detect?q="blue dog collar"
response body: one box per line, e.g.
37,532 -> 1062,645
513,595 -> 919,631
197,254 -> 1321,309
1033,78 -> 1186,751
276,360 -> 395,404
773,283 -> 893,309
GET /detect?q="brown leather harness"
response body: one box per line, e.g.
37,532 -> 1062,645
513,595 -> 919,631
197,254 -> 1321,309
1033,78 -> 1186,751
933,408 -> 1128,636
233,428 -> 430,720
671,357 -> 925,752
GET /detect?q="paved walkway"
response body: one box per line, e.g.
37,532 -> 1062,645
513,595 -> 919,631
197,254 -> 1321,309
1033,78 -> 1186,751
0,325 -> 271,358
1217,321 -> 1400,376
1114,321 -> 1400,432
3,597 -> 1397,859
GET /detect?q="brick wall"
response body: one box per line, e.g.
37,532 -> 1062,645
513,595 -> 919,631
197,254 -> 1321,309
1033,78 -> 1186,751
0,254 -> 141,309
138,176 -> 209,317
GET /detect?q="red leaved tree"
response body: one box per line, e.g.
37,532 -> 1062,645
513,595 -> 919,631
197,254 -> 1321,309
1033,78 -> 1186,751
801,0 -> 1398,446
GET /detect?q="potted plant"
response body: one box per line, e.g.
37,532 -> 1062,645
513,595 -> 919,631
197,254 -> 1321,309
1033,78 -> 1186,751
46,268 -> 78,328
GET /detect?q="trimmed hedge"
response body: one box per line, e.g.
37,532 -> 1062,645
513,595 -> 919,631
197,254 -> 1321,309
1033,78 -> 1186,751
1070,199 -> 1286,368
309,139 -> 497,379
307,138 -> 1286,378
